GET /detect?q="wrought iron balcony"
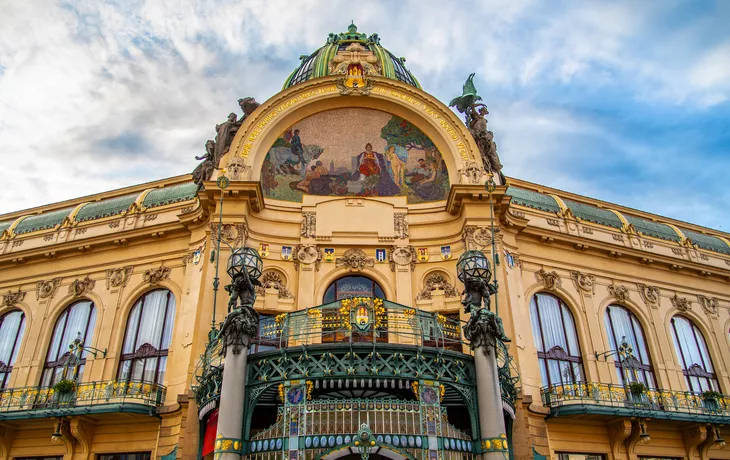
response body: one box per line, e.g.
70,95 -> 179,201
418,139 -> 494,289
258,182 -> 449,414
0,379 -> 166,420
541,382 -> 730,423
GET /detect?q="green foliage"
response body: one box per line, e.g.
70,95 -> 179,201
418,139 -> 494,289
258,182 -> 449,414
53,379 -> 76,394
628,381 -> 647,396
702,390 -> 722,400
380,116 -> 434,151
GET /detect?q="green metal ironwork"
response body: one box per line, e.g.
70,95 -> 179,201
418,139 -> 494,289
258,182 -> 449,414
541,381 -> 730,423
0,379 -> 165,420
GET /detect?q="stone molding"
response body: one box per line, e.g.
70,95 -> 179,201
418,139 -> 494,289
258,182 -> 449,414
36,278 -> 61,301
671,294 -> 691,312
416,272 -> 459,300
255,270 -> 293,299
636,283 -> 660,308
535,269 -> 561,291
106,266 -> 133,290
143,266 -> 171,285
569,271 -> 595,295
607,284 -> 630,302
68,276 -> 95,298
1,288 -> 25,308
697,294 -> 719,316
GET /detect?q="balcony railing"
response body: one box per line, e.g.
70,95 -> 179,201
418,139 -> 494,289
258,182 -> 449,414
541,382 -> 730,421
0,379 -> 166,419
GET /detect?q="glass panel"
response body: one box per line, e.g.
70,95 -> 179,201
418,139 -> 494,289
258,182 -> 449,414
561,304 -> 580,357
134,291 -> 168,350
0,311 -> 24,366
46,311 -> 67,362
161,294 -> 176,350
123,302 -> 142,354
131,359 -> 144,380
143,357 -> 158,383
157,356 -> 167,385
118,360 -> 131,380
323,285 -> 335,303
530,298 -> 544,352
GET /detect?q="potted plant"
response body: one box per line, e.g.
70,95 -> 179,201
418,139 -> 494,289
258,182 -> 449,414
52,379 -> 77,406
702,390 -> 722,412
626,381 -> 648,404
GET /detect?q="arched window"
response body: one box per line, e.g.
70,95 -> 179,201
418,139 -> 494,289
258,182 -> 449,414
604,305 -> 655,386
41,300 -> 96,386
323,275 -> 385,303
529,293 -> 584,387
118,289 -> 176,385
0,310 -> 26,388
322,276 -> 386,344
670,316 -> 718,392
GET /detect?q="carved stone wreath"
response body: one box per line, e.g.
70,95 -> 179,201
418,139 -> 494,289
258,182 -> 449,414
535,269 -> 561,291
336,249 -> 374,271
416,272 -> 459,300
389,246 -> 416,272
636,283 -> 660,308
143,266 -> 171,285
462,226 -> 493,250
210,222 -> 248,248
106,266 -> 133,290
697,295 -> 719,316
671,294 -> 691,312
1,288 -> 25,307
255,270 -> 293,299
607,284 -> 630,302
36,278 -> 62,300
569,271 -> 595,294
294,244 -> 322,271
68,276 -> 95,298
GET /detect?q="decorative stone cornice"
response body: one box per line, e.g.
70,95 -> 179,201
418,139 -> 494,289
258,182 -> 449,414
68,276 -> 95,298
416,272 -> 459,300
1,288 -> 25,308
636,283 -> 660,308
671,294 -> 691,312
697,295 -> 719,316
219,307 -> 259,356
301,212 -> 316,238
143,266 -> 171,285
535,269 -> 561,291
607,284 -> 630,302
389,246 -> 415,272
569,271 -> 595,295
36,278 -> 61,300
336,249 -> 374,271
294,244 -> 322,271
394,213 -> 408,239
106,266 -> 133,290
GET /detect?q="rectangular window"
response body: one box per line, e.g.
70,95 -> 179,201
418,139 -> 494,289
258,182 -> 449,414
557,454 -> 606,460
97,453 -> 151,460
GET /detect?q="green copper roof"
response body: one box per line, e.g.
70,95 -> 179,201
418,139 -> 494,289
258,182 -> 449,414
563,199 -> 623,229
76,193 -> 139,223
506,187 -> 561,213
283,23 -> 421,90
624,215 -> 681,242
14,207 -> 74,235
682,228 -> 730,255
143,182 -> 197,209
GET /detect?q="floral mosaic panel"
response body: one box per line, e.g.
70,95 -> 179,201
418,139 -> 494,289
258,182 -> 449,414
260,108 -> 450,203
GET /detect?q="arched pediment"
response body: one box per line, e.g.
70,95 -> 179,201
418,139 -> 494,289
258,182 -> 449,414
222,77 -> 487,206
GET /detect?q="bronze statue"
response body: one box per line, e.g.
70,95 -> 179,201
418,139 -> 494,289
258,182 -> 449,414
224,266 -> 261,311
461,277 -> 497,313
450,74 -> 505,182
238,97 -> 260,119
192,143 -> 216,191
461,276 -> 509,348
213,112 -> 239,164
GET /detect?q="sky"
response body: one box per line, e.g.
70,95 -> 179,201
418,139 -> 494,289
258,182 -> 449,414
0,0 -> 729,230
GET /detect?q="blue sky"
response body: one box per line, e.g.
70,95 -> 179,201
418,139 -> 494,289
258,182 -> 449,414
0,0 -> 728,230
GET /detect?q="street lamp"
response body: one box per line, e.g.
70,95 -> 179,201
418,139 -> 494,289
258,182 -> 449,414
227,247 -> 263,280
457,250 -> 492,283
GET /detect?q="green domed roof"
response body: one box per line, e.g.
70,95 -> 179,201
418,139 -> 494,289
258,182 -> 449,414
283,23 -> 421,90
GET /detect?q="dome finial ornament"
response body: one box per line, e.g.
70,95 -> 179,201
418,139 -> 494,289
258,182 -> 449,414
348,21 -> 357,33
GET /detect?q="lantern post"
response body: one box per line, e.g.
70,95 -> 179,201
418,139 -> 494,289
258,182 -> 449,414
457,246 -> 510,458
214,247 -> 263,460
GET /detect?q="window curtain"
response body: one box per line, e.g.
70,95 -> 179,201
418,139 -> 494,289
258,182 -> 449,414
671,316 -> 717,392
41,301 -> 96,386
0,311 -> 25,388
605,306 -> 655,386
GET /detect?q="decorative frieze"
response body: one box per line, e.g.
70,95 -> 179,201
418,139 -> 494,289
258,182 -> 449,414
294,244 -> 322,271
697,295 -> 719,316
336,249 -> 374,271
301,212 -> 316,238
210,222 -> 248,248
106,266 -> 133,290
569,271 -> 595,295
416,272 -> 459,300
394,213 -> 409,239
671,294 -> 691,312
607,284 -> 630,302
636,283 -> 660,308
389,246 -> 416,272
142,266 -> 171,285
69,276 -> 95,298
535,269 -> 561,291
1,288 -> 25,307
36,278 -> 61,300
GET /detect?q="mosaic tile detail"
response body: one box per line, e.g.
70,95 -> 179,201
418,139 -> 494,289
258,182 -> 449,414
143,182 -> 198,208
14,207 -> 74,235
260,108 -> 449,204
506,187 -> 560,213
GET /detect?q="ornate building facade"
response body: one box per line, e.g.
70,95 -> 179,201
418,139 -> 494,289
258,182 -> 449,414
0,23 -> 729,460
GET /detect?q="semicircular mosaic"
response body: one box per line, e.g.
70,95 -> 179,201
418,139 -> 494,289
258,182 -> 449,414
260,108 -> 450,203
